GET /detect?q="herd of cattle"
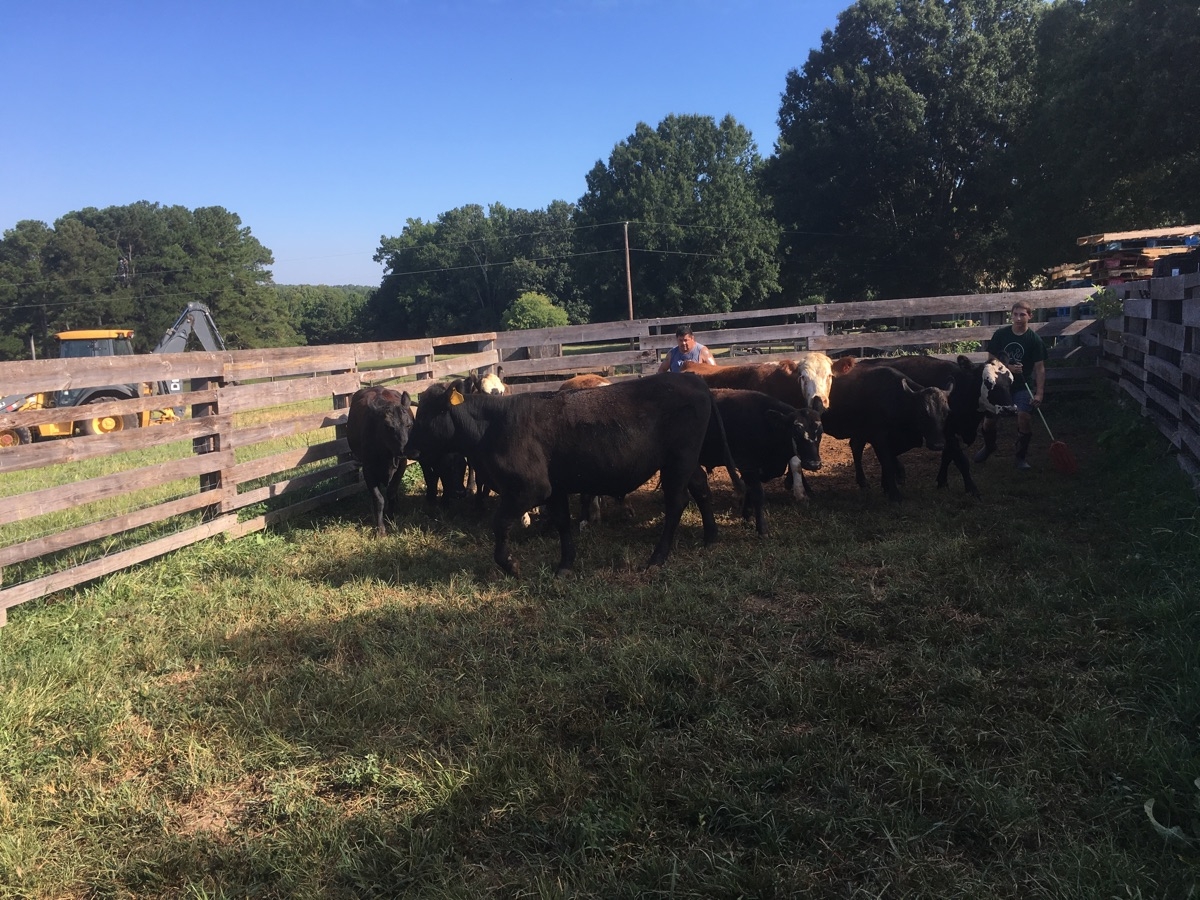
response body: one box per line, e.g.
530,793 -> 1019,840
345,354 -> 1017,576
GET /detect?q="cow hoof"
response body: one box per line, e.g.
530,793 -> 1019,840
497,558 -> 521,578
554,566 -> 574,578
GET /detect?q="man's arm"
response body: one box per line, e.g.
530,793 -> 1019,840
657,352 -> 671,374
698,345 -> 716,366
1031,360 -> 1046,406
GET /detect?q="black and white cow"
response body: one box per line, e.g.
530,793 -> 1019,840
705,389 -> 823,536
345,386 -> 415,536
408,373 -> 742,576
819,365 -> 953,501
853,355 -> 1014,496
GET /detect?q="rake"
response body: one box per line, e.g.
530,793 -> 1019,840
1028,387 -> 1078,475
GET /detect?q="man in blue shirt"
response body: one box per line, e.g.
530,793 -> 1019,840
658,325 -> 716,373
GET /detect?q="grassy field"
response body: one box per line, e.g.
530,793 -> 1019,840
1,385 -> 1198,898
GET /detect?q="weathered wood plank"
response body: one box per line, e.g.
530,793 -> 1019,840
1122,334 -> 1150,354
1123,298 -> 1153,321
222,348 -> 357,381
352,339 -> 435,363
1146,319 -> 1187,352
0,449 -> 234,528
228,440 -> 345,487
1144,382 -> 1181,419
0,414 -> 227,475
811,325 -> 997,352
217,373 -> 360,414
229,461 -> 359,511
493,323 -> 650,349
641,323 -> 826,350
225,483 -> 364,539
498,349 -> 658,377
813,288 -> 1095,322
427,350 -> 501,379
1144,355 -> 1184,390
0,490 -> 230,568
0,387 -> 220,431
228,411 -> 347,450
0,516 -> 236,612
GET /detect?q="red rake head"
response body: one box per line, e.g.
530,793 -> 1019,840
1049,439 -> 1078,475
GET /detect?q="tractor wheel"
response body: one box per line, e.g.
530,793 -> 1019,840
0,426 -> 32,449
79,398 -> 137,436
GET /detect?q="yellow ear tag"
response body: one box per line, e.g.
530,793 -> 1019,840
449,389 -> 465,406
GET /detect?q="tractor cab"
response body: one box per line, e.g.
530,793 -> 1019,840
56,329 -> 137,359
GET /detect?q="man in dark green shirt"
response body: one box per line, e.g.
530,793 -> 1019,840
974,300 -> 1047,470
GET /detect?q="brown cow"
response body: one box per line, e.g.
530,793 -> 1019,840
680,353 -> 852,414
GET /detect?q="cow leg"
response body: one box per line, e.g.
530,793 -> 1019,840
872,444 -> 903,502
547,490 -> 577,576
745,476 -> 767,536
647,468 -> 692,568
368,482 -> 388,537
685,466 -> 720,547
850,438 -> 869,489
940,435 -> 979,497
384,459 -> 406,522
492,498 -> 526,578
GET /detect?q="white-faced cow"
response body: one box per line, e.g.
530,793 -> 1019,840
408,373 -> 742,576
705,389 -> 823,536
819,365 -> 953,501
852,355 -> 1014,496
346,386 -> 415,536
681,353 -> 853,414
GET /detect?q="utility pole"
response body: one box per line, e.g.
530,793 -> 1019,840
623,222 -> 634,321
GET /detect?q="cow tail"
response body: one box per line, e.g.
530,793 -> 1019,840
709,392 -> 745,496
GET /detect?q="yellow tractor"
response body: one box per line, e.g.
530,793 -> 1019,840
1,303 -> 225,447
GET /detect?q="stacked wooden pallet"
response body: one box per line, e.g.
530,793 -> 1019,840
1074,225 -> 1200,286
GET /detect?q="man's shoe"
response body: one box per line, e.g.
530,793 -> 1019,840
1015,458 -> 1032,471
973,446 -> 993,463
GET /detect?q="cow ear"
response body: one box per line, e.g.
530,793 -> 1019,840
958,355 -> 973,371
449,389 -> 465,406
400,391 -> 412,407
901,378 -> 916,393
943,379 -> 956,393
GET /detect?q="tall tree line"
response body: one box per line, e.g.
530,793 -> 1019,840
3,0 -> 1196,355
0,202 -> 296,359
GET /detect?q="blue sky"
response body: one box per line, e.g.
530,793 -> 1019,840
1,0 -> 848,286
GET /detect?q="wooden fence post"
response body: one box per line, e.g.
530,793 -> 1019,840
193,374 -> 228,521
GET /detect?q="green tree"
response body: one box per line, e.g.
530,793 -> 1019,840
765,0 -> 1042,301
573,114 -> 781,321
0,202 -> 292,359
1013,0 -> 1200,270
275,284 -> 374,345
370,201 -> 582,338
502,292 -> 569,330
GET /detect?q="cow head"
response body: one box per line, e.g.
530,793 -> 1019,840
960,355 -> 1015,415
382,389 -> 415,457
778,405 -> 824,473
795,352 -> 835,414
903,378 -> 951,451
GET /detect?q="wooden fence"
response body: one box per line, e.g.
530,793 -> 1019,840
0,286 -> 1109,624
1105,271 -> 1200,485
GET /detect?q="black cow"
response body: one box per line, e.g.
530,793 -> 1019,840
705,389 -> 823,536
853,355 -> 1014,496
345,386 -> 415,536
819,366 -> 953,501
408,373 -> 742,576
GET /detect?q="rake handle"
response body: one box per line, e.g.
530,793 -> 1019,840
1026,386 -> 1056,442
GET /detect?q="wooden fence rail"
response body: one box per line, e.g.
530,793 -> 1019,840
0,285 -> 1135,625
1106,271 -> 1200,484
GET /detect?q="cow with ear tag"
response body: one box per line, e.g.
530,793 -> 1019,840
408,373 -> 742,577
346,386 -> 415,536
851,354 -> 1014,497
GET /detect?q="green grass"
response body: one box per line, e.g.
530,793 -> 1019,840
1,386 -> 1198,898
